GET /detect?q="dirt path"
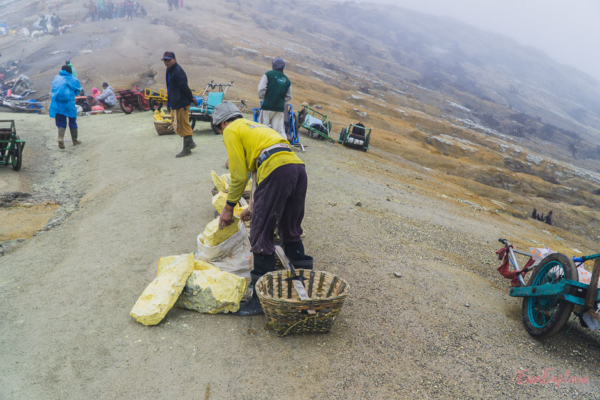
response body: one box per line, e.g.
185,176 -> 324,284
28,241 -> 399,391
1,112 -> 600,399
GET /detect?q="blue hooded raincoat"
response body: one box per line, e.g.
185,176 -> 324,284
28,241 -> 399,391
49,70 -> 82,119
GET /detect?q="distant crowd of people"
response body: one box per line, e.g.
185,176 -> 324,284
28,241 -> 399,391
38,13 -> 62,35
167,0 -> 183,11
88,0 -> 146,21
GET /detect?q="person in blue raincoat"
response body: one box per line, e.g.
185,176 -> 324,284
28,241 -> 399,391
49,65 -> 82,149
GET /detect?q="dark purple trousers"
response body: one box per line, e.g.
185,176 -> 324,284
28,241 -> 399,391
250,163 -> 307,256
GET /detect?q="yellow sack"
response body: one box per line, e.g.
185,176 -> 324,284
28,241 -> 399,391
130,253 -> 195,326
201,217 -> 240,247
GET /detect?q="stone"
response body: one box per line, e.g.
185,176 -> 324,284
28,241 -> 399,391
355,201 -> 362,207
357,111 -> 368,118
394,272 -> 402,277
212,192 -> 248,217
465,303 -> 470,307
211,171 -> 226,192
201,217 -> 240,247
176,263 -> 248,314
130,253 -> 195,326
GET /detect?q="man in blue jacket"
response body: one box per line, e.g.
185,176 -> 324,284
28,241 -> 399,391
162,51 -> 196,158
49,65 -> 82,149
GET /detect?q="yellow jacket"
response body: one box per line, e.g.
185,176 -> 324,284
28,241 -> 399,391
223,118 -> 304,204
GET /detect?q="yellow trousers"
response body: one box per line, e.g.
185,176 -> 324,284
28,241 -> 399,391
171,106 -> 193,137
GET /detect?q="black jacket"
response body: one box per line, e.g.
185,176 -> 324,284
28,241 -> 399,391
165,63 -> 194,110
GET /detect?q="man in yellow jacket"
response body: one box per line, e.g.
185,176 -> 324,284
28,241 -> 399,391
213,102 -> 312,316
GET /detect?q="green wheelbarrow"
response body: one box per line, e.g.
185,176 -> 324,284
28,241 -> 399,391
0,120 -> 25,171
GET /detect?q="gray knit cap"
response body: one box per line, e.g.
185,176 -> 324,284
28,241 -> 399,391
212,101 -> 243,126
272,57 -> 285,71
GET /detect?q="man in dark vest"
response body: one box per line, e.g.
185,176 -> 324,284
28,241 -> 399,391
162,51 -> 196,157
257,57 -> 292,140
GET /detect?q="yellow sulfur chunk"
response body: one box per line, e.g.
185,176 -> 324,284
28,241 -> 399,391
211,191 -> 248,217
220,174 -> 231,191
157,258 -> 215,275
211,171 -> 226,192
202,217 -> 240,247
130,253 -> 195,326
176,266 -> 248,314
245,178 -> 252,192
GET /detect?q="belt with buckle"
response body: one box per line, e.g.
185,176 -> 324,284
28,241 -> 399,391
256,143 -> 292,168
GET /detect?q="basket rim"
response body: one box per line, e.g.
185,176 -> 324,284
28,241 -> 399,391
256,269 -> 349,304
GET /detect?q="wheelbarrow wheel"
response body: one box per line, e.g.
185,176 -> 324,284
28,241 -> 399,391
148,99 -> 160,112
363,135 -> 370,151
12,136 -> 22,171
138,95 -> 150,111
120,98 -> 133,114
294,113 -> 299,139
521,253 -> 576,339
339,127 -> 347,143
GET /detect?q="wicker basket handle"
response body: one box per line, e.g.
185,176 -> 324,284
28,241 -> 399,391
274,245 -> 316,315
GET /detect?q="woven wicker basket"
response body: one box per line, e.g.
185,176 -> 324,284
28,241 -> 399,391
256,269 -> 349,336
154,121 -> 174,135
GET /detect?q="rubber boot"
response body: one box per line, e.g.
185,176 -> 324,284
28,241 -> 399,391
284,240 -> 313,270
234,273 -> 263,316
176,135 -> 193,158
189,135 -> 197,150
70,129 -> 82,146
235,254 -> 276,316
57,127 -> 66,149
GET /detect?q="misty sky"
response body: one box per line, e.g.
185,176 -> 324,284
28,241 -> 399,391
357,0 -> 600,81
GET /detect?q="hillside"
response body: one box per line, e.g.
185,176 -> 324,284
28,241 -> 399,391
3,0 -> 600,397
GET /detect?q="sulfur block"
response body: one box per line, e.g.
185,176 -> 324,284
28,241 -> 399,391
220,174 -> 231,191
157,258 -> 214,275
177,266 -> 248,314
211,191 -> 248,217
211,171 -> 226,192
130,253 -> 195,326
202,217 -> 240,247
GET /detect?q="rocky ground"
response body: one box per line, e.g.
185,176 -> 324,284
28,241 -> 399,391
1,112 -> 600,399
3,0 -> 600,398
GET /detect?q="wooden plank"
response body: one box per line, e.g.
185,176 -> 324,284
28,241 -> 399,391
268,274 -> 274,297
277,271 -> 282,298
509,282 -> 566,298
308,270 -> 315,297
326,276 -> 339,298
585,259 -> 600,308
317,272 -> 325,297
564,294 -> 585,306
274,245 -> 316,315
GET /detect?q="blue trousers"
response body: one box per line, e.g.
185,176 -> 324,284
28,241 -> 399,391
55,114 -> 77,130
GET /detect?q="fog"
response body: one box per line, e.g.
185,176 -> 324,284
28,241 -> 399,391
353,0 -> 600,81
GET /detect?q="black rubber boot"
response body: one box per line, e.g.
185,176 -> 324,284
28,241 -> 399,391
70,129 -> 81,146
176,136 -> 193,158
235,273 -> 263,316
189,136 -> 197,150
235,254 -> 276,316
284,240 -> 313,270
